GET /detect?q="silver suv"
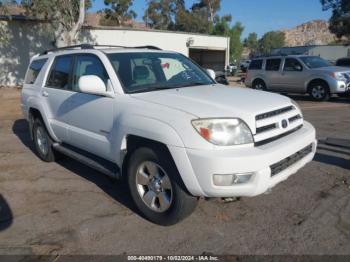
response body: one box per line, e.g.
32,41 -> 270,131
245,55 -> 350,101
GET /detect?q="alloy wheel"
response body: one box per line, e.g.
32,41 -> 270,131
136,161 -> 173,213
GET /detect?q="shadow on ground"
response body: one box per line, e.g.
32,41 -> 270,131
0,194 -> 13,231
12,119 -> 141,219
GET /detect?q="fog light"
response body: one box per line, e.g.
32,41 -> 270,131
213,173 -> 253,186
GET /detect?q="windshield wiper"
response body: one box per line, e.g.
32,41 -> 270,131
172,82 -> 208,88
128,82 -> 208,94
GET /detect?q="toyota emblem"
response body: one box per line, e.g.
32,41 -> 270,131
281,119 -> 288,129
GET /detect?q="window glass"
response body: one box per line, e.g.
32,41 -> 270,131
46,56 -> 73,89
300,56 -> 332,69
72,55 -> 109,92
284,58 -> 303,71
265,59 -> 281,71
248,59 -> 263,70
25,59 -> 47,84
108,52 -> 214,93
336,59 -> 350,67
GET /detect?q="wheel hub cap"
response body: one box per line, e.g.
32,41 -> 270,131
36,126 -> 48,155
136,161 -> 173,213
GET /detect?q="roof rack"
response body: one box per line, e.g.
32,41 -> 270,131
40,44 -> 162,55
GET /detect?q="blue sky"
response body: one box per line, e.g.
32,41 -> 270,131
91,0 -> 332,39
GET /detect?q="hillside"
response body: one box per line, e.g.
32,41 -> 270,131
281,20 -> 336,47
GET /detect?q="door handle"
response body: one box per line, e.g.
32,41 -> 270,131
42,91 -> 49,97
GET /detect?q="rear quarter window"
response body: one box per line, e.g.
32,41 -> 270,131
25,58 -> 47,84
248,60 -> 263,70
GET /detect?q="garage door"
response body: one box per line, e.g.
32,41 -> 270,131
189,49 -> 226,72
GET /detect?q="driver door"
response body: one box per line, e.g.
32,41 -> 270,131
64,54 -> 115,161
280,58 -> 306,92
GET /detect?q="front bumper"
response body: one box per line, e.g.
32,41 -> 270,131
170,121 -> 316,198
329,79 -> 350,93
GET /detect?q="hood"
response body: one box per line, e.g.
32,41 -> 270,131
131,84 -> 293,130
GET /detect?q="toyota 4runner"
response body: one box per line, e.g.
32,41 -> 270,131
21,45 -> 317,225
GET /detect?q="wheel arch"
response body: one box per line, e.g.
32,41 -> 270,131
306,78 -> 330,93
28,107 -> 58,141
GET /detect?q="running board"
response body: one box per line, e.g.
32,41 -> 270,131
52,143 -> 121,179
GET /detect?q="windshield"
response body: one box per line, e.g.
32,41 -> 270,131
300,56 -> 332,69
108,52 -> 215,93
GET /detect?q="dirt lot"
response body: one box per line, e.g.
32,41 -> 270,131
0,87 -> 349,255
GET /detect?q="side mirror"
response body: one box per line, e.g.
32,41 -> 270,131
206,69 -> 216,80
79,75 -> 109,96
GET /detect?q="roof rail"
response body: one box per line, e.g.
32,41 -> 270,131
40,44 -> 162,55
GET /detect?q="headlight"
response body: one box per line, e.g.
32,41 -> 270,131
330,72 -> 347,81
191,118 -> 253,146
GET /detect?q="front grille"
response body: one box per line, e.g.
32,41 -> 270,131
270,144 -> 313,177
256,106 -> 294,121
255,125 -> 303,147
289,114 -> 302,123
256,123 -> 277,134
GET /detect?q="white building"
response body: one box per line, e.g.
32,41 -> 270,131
0,16 -> 230,87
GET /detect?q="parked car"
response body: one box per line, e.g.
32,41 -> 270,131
215,72 -> 229,85
336,57 -> 350,68
245,55 -> 350,101
240,60 -> 251,72
225,63 -> 238,76
21,45 -> 316,225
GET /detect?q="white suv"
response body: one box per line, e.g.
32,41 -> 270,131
21,45 -> 317,225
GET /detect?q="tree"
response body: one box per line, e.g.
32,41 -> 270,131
320,0 -> 350,39
229,22 -> 244,62
101,0 -> 136,26
21,0 -> 89,47
144,0 -> 176,30
259,31 -> 285,54
244,32 -> 258,53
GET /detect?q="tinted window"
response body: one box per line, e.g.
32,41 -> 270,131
336,58 -> 350,67
47,56 -> 73,89
266,59 -> 281,71
72,55 -> 109,92
284,58 -> 303,71
108,52 -> 214,94
300,56 -> 332,69
25,59 -> 47,84
248,59 -> 263,70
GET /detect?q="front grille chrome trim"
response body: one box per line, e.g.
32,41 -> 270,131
255,125 -> 303,147
255,106 -> 294,121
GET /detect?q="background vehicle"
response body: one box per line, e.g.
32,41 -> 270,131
336,57 -> 350,68
245,55 -> 350,101
21,45 -> 316,225
240,60 -> 251,72
225,63 -> 238,76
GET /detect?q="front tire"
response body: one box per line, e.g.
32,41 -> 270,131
127,147 -> 198,226
309,81 -> 330,101
33,118 -> 56,162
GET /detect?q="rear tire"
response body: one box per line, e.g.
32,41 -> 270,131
127,147 -> 198,226
33,118 -> 56,162
308,81 -> 330,101
252,79 -> 266,91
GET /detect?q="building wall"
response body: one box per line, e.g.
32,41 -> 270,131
0,22 -> 230,86
271,45 -> 350,62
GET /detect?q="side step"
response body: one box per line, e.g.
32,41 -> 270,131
52,143 -> 121,179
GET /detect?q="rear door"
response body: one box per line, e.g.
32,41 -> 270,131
64,54 -> 115,161
265,58 -> 283,91
42,55 -> 74,142
280,58 -> 306,92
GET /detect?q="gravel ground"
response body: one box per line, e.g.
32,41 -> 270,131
0,88 -> 349,255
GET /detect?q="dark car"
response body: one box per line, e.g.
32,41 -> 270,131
336,57 -> 350,68
215,72 -> 229,85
